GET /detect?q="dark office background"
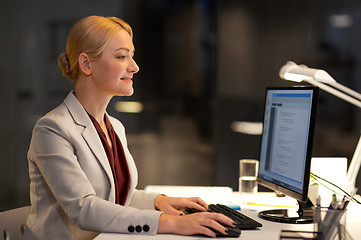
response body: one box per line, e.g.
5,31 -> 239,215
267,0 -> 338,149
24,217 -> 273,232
1,0 -> 361,211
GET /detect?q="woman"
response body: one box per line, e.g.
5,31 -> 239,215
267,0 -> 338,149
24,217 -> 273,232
23,16 -> 233,239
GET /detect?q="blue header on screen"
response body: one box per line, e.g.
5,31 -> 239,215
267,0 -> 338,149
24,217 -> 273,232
272,93 -> 311,98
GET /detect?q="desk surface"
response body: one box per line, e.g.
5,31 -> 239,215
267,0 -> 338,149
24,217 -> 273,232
95,189 -> 361,240
95,209 -> 311,240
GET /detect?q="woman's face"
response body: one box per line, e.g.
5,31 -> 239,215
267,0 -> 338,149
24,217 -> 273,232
89,29 -> 139,97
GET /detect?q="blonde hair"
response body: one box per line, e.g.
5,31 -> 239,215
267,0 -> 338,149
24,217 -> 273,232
58,16 -> 132,82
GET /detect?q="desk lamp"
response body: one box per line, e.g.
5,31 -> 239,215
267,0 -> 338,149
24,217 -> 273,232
279,61 -> 361,193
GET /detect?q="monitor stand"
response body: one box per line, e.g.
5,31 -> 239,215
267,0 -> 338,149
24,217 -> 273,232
258,198 -> 314,224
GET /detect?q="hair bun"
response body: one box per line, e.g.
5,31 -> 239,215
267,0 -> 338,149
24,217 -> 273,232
58,52 -> 71,78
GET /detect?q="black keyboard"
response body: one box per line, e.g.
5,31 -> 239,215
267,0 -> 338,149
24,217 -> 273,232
183,204 -> 262,238
208,204 -> 262,229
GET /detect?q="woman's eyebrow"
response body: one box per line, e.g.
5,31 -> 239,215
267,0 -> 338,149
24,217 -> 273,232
115,48 -> 135,54
114,48 -> 135,57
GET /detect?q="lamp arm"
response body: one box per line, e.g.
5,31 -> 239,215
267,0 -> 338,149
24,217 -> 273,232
304,79 -> 361,109
347,135 -> 361,192
328,81 -> 361,102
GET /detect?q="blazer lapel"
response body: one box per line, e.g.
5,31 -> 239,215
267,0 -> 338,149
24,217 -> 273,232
63,91 -> 116,202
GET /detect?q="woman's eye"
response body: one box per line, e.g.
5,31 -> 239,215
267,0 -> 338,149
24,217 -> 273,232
117,56 -> 126,60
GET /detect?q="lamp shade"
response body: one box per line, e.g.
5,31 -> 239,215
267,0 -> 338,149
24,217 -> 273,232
279,61 -> 336,84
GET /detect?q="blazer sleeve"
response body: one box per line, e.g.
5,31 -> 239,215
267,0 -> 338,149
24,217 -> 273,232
28,115 -> 162,235
129,189 -> 161,210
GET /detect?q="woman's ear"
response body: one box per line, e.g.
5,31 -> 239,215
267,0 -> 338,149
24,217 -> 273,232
78,53 -> 92,76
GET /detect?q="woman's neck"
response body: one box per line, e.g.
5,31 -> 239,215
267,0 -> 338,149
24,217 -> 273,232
73,83 -> 112,125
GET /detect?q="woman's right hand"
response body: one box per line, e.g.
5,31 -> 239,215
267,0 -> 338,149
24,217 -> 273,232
157,211 -> 235,238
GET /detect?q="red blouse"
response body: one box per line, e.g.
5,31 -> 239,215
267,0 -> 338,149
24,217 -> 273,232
88,113 -> 131,205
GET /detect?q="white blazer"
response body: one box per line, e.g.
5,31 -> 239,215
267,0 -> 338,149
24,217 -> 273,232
23,92 -> 162,240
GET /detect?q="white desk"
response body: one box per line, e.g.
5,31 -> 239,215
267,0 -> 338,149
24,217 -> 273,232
95,189 -> 361,240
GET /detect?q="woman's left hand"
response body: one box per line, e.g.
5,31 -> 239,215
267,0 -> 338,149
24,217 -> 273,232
154,195 -> 208,215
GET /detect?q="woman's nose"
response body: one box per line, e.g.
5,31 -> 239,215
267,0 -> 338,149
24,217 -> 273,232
129,58 -> 140,74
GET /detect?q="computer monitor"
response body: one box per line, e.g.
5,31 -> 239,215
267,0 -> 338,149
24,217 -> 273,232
257,86 -> 318,223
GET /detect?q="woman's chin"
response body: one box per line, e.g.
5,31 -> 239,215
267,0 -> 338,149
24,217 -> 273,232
117,88 -> 134,97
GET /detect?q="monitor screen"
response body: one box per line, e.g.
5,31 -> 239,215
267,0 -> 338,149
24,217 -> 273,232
257,86 -> 318,223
